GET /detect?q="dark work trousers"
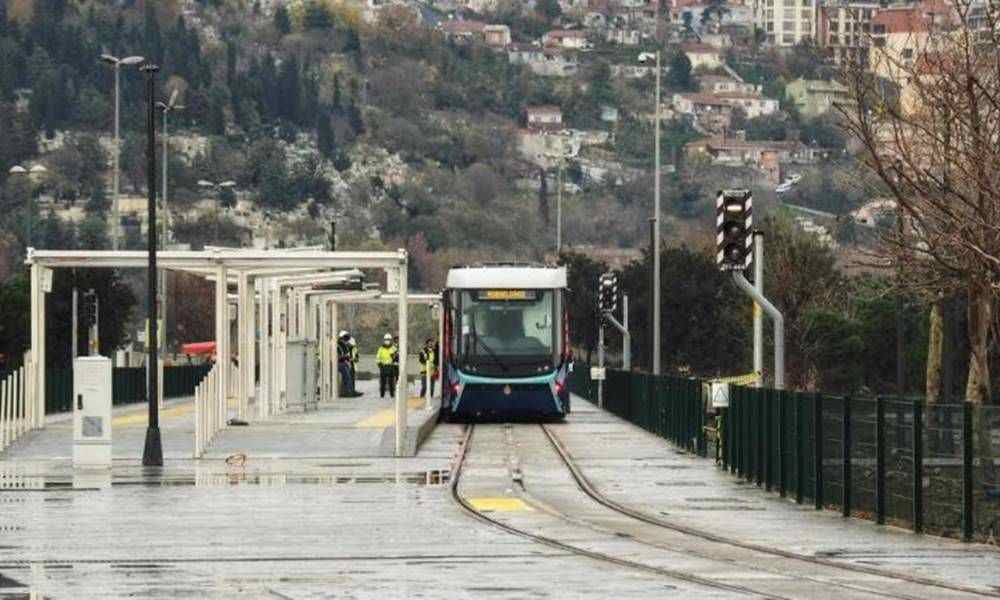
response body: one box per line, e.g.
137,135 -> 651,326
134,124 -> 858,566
379,365 -> 395,398
420,372 -> 436,398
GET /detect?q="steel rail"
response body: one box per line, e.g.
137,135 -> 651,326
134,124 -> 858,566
450,425 -> 781,598
541,424 -> 999,599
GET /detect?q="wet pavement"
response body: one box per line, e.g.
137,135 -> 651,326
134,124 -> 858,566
0,395 -> 996,599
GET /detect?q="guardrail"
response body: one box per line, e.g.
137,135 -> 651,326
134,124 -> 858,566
725,387 -> 1000,544
569,364 -> 706,455
0,366 -> 34,453
194,364 -> 221,459
569,365 -> 1000,545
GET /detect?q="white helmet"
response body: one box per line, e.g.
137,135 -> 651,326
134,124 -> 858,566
383,333 -> 393,342
339,330 -> 349,338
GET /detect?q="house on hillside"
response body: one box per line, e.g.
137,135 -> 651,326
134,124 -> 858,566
606,26 -> 642,45
438,19 -> 487,42
508,45 -> 580,77
697,74 -> 761,95
679,42 -> 724,70
685,132 -> 823,183
483,24 -> 512,47
525,105 -> 564,130
542,29 -> 591,49
785,78 -> 853,117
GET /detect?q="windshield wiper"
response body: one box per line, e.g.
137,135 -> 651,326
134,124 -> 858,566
469,320 -> 508,372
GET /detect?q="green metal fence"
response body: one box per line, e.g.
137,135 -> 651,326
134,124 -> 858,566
725,386 -> 1000,544
44,364 -> 213,414
569,364 -> 1000,545
569,365 -> 706,456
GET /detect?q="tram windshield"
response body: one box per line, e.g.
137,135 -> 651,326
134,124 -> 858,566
456,289 -> 556,369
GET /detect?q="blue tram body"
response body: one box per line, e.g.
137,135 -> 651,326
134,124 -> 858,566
439,265 -> 572,422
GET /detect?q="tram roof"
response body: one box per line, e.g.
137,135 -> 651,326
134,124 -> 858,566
445,265 -> 567,289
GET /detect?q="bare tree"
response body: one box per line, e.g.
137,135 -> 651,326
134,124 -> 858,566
839,0 -> 1000,405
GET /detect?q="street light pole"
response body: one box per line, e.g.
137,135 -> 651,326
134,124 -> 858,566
556,158 -> 563,253
100,54 -> 144,250
156,91 -> 182,410
141,62 -> 163,467
652,49 -> 662,375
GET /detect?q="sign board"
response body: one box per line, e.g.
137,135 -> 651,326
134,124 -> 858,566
41,267 -> 53,293
710,382 -> 730,408
590,366 -> 606,381
478,289 -> 536,301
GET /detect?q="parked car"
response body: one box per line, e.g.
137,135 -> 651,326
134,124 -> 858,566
775,181 -> 794,194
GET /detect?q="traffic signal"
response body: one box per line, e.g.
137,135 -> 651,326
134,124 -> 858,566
716,189 -> 753,272
597,271 -> 619,315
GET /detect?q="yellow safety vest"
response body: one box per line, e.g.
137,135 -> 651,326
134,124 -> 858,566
376,345 -> 397,366
420,349 -> 435,373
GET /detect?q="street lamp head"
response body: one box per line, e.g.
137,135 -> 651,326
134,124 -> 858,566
197,180 -> 215,188
8,165 -> 27,174
219,181 -> 237,188
29,165 -> 47,174
167,88 -> 179,108
100,54 -> 118,65
122,55 -> 146,66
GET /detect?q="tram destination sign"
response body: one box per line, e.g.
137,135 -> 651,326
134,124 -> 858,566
478,289 -> 538,301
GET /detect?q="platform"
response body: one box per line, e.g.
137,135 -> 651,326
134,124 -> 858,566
0,378 -> 439,462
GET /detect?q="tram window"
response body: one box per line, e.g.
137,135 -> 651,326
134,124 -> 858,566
459,290 -> 555,358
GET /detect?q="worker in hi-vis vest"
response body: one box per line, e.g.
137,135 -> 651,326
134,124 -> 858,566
376,333 -> 398,399
418,337 -> 437,398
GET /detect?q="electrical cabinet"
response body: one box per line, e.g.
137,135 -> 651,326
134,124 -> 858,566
285,338 -> 317,412
73,356 -> 113,469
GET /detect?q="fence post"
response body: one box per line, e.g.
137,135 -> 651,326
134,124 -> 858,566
778,390 -> 787,498
912,399 -> 924,533
842,396 -> 852,518
756,389 -> 764,486
814,393 -> 824,510
765,389 -> 773,492
962,401 -> 973,542
795,392 -> 805,504
875,396 -> 886,525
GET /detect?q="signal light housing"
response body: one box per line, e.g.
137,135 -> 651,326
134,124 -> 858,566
716,189 -> 753,273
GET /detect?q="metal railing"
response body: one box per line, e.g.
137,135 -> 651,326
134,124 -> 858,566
570,364 -> 1000,545
0,366 -> 35,453
194,364 -> 222,459
569,365 -> 706,455
725,386 -> 1000,544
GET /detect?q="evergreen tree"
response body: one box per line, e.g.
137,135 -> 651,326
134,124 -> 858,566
274,6 -> 292,35
666,50 -> 696,91
347,100 -> 364,135
303,1 -> 333,30
332,73 -> 342,112
317,108 -> 336,158
278,55 -> 301,122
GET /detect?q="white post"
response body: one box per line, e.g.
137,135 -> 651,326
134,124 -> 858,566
556,160 -> 562,253
215,264 -> 228,429
331,303 -> 340,405
258,279 -> 269,419
652,49 -> 662,376
245,276 -> 256,417
732,273 -> 785,389
237,273 -> 248,419
2,376 -> 8,449
395,257 -> 409,457
194,382 -> 201,458
30,261 -> 45,428
14,369 -> 22,437
597,320 -> 605,408
72,287 -> 78,360
271,285 -> 282,413
753,231 -> 764,386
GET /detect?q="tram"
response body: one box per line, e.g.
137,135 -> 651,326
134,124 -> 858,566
439,264 -> 572,421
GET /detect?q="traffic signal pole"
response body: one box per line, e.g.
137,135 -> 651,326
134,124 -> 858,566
753,231 -> 764,386
732,273 -> 784,389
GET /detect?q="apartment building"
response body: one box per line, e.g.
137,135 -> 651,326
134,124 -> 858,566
754,0 -> 819,46
817,0 -> 879,65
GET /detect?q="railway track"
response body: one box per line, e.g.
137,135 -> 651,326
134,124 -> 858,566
451,422 -> 997,599
539,423 -> 1000,600
450,424 -> 784,598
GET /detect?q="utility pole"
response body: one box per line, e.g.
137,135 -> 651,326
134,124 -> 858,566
556,158 -> 563,254
100,54 -> 144,249
141,63 -> 163,467
156,89 -> 181,412
652,49 -> 662,375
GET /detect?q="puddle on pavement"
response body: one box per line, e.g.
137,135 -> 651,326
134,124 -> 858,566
0,470 -> 451,490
